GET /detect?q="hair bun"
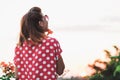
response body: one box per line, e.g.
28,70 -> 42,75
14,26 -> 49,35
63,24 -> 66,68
29,7 -> 41,13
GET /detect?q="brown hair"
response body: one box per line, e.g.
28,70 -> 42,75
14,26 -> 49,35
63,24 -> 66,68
18,7 -> 47,46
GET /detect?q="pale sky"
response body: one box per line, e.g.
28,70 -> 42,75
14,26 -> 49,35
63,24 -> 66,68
0,0 -> 120,30
0,0 -> 120,77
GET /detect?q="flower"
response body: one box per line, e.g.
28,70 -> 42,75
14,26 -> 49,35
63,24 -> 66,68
47,29 -> 53,35
0,61 -> 15,80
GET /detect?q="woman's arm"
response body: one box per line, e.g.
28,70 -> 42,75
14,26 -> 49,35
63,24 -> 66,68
56,56 -> 65,75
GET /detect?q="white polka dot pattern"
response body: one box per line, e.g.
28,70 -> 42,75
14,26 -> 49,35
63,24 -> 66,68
14,37 -> 62,80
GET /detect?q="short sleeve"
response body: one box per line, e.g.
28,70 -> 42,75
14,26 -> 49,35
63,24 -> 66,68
53,38 -> 62,61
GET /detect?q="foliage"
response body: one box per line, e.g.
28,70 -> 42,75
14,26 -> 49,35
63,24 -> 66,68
0,62 -> 15,80
88,45 -> 120,80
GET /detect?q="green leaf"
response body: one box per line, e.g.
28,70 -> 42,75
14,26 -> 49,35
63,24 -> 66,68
114,65 -> 120,76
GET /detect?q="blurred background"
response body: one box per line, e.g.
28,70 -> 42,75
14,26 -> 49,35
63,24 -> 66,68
0,0 -> 120,78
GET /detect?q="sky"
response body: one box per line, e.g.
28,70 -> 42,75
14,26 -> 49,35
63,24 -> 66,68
0,0 -> 120,77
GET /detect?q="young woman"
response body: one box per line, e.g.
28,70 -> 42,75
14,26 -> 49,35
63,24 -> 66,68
14,6 -> 65,80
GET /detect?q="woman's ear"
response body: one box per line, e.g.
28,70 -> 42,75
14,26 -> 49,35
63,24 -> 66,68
39,21 -> 44,27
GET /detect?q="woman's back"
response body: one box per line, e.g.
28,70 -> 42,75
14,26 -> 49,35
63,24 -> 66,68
14,37 -> 62,80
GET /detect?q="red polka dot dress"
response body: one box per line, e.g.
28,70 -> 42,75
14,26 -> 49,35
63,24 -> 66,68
14,37 -> 62,80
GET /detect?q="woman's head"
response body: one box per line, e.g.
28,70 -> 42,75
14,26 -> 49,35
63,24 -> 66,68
18,7 -> 49,46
